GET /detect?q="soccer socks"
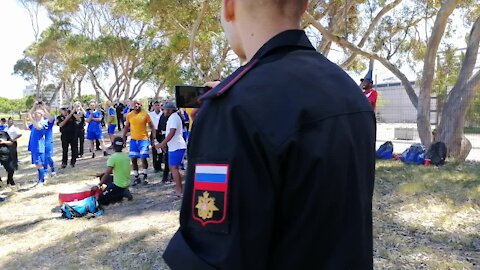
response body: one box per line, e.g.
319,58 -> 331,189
38,168 -> 45,183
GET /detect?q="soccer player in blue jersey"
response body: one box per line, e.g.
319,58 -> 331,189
43,105 -> 56,177
86,100 -> 109,158
24,103 -> 49,186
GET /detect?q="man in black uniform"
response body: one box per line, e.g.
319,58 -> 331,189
73,101 -> 86,158
57,106 -> 78,168
163,1 -> 376,269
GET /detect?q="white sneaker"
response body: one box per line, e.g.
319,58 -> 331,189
51,172 -> 58,177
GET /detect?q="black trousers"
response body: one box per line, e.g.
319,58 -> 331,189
0,159 -> 14,184
98,175 -> 125,206
61,135 -> 78,166
77,129 -> 85,156
116,114 -> 124,131
152,134 -> 169,180
12,141 -> 18,170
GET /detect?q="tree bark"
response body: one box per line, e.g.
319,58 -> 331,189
417,0 -> 459,148
189,0 -> 209,79
437,15 -> 480,160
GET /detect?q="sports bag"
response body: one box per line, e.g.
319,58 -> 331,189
426,141 -> 447,166
400,143 -> 425,165
376,141 -> 394,160
60,196 -> 103,219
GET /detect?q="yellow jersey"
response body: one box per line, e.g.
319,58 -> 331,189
126,111 -> 152,140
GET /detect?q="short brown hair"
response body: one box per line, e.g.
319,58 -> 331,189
244,0 -> 307,19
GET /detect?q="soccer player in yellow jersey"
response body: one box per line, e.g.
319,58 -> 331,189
123,99 -> 156,185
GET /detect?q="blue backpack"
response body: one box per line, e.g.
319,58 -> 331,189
376,141 -> 394,160
400,144 -> 425,165
60,196 -> 103,219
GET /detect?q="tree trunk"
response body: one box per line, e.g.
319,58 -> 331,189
417,0 -> 459,148
437,14 -> 480,160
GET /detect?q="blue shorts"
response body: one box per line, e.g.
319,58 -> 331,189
31,151 -> 45,165
169,149 -> 186,167
129,139 -> 150,158
45,143 -> 54,156
87,130 -> 103,140
108,124 -> 117,135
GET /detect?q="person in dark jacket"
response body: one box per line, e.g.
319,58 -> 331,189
163,1 -> 376,269
57,106 -> 78,168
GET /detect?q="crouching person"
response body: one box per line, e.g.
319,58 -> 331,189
93,137 -> 133,205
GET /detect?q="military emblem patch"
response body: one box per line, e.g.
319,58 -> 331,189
192,164 -> 229,227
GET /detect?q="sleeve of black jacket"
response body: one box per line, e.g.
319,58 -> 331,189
164,31 -> 376,270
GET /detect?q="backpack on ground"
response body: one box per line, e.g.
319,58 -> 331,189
400,143 -> 425,165
376,141 -> 394,160
426,141 -> 447,166
60,196 -> 103,219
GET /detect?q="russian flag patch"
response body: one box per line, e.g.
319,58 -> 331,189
192,164 -> 229,227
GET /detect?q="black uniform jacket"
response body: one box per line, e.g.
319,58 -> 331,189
164,30 -> 376,270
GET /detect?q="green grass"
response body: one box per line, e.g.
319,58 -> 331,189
374,160 -> 480,269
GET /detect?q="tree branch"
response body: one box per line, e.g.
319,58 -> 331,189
304,11 -> 419,108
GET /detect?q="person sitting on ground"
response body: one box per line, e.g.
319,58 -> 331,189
92,136 -> 133,205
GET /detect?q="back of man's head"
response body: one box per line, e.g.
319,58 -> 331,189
243,0 -> 307,20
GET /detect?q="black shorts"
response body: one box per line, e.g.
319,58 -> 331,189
98,181 -> 125,206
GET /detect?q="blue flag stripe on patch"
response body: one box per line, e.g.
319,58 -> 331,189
195,173 -> 226,183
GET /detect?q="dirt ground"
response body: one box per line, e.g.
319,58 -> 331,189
0,130 -> 479,269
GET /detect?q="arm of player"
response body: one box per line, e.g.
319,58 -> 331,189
122,120 -> 130,147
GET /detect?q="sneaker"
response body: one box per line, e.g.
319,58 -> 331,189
103,151 -> 110,157
123,189 -> 133,201
51,172 -> 57,177
61,164 -> 67,169
92,153 -> 96,159
71,164 -> 75,168
34,181 -> 44,187
132,177 -> 141,186
78,155 -> 83,158
7,179 -> 15,186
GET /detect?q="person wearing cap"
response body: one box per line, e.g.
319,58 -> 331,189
57,106 -> 78,168
92,136 -> 133,205
123,99 -> 156,185
155,101 -> 186,197
162,0 -> 375,269
360,69 -> 378,110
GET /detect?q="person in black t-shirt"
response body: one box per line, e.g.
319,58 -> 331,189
73,101 -> 86,158
115,102 -> 125,131
57,106 -> 78,168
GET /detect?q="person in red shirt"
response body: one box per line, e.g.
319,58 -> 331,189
360,70 -> 378,110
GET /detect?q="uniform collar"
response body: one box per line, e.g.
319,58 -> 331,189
251,29 -> 315,60
201,30 -> 314,100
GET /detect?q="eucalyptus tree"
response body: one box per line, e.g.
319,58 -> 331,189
304,0 -> 480,160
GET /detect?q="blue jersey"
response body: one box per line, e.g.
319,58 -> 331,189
86,110 -> 102,133
28,120 -> 48,153
0,125 -> 6,131
45,118 -> 55,144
